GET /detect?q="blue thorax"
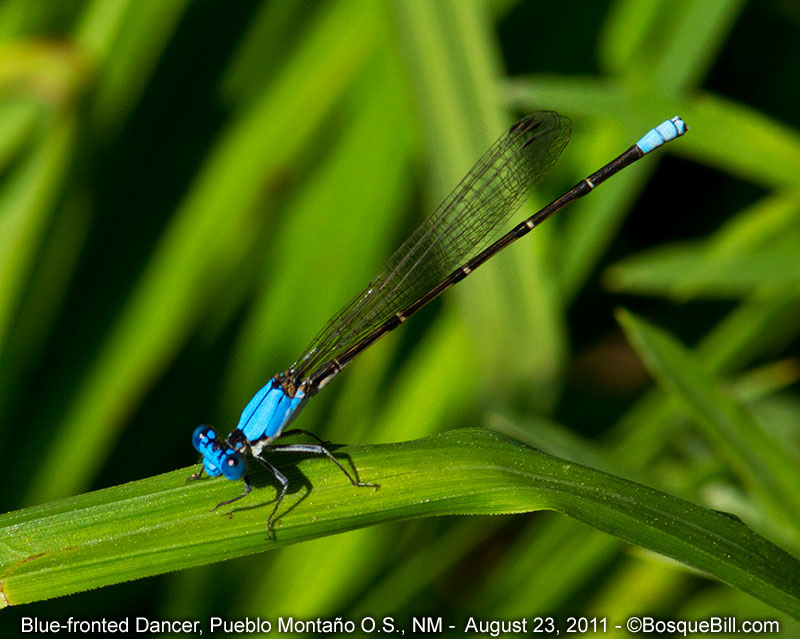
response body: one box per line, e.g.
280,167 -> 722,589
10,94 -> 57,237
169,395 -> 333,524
235,376 -> 307,442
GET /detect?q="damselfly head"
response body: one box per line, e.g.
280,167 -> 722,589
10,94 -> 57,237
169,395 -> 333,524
192,424 -> 247,481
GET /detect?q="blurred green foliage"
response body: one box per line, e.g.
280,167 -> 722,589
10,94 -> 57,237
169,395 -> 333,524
1,0 -> 799,632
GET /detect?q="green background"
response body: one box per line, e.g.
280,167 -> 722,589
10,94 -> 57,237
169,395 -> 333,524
1,0 -> 799,634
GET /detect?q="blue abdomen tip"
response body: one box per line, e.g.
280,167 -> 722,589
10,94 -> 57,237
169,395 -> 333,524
636,116 -> 688,155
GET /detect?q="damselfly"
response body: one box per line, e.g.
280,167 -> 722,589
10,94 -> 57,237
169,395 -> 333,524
191,111 -> 687,537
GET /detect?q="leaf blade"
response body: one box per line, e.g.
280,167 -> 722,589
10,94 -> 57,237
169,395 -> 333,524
2,429 -> 799,617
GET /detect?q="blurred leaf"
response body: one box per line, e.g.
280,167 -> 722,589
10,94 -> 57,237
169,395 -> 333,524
599,0 -> 664,75
351,519 -> 492,616
219,57 -> 412,414
649,0 -> 744,93
474,515 -> 622,616
505,78 -> 800,189
77,0 -> 191,133
393,0 -> 566,406
600,0 -> 745,93
221,0 -> 313,106
732,358 -> 800,399
26,0 -> 380,504
680,94 -> 800,189
0,0 -> 78,41
0,193 -> 90,420
606,191 -> 800,299
605,239 -> 800,299
3,429 -> 799,617
0,99 -> 41,172
0,39 -> 89,102
0,111 -> 76,360
475,292 -> 800,616
619,310 -> 800,542
710,191 -> 800,255
585,556 -> 691,631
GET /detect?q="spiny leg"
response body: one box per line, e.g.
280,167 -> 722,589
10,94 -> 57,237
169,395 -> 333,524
279,428 -> 330,446
186,467 -> 206,483
212,476 -> 252,510
252,455 -> 290,540
270,443 -> 378,489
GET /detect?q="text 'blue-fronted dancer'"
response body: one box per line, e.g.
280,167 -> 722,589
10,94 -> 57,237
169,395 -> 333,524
191,112 -> 688,537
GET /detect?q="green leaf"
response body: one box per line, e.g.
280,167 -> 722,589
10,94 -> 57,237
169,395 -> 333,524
605,240 -> 800,299
505,77 -> 800,191
2,429 -> 799,617
0,111 -> 76,359
618,309 -> 800,541
599,0 -> 745,92
392,0 -> 567,405
26,0 -> 380,505
77,0 -> 192,133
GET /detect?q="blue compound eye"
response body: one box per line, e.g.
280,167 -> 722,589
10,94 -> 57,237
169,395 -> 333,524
221,451 -> 246,480
192,425 -> 215,452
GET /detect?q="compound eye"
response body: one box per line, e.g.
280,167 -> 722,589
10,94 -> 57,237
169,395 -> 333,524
192,425 -> 215,452
221,451 -> 246,480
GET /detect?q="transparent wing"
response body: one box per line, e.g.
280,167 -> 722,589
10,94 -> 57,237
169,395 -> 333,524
290,111 -> 571,382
